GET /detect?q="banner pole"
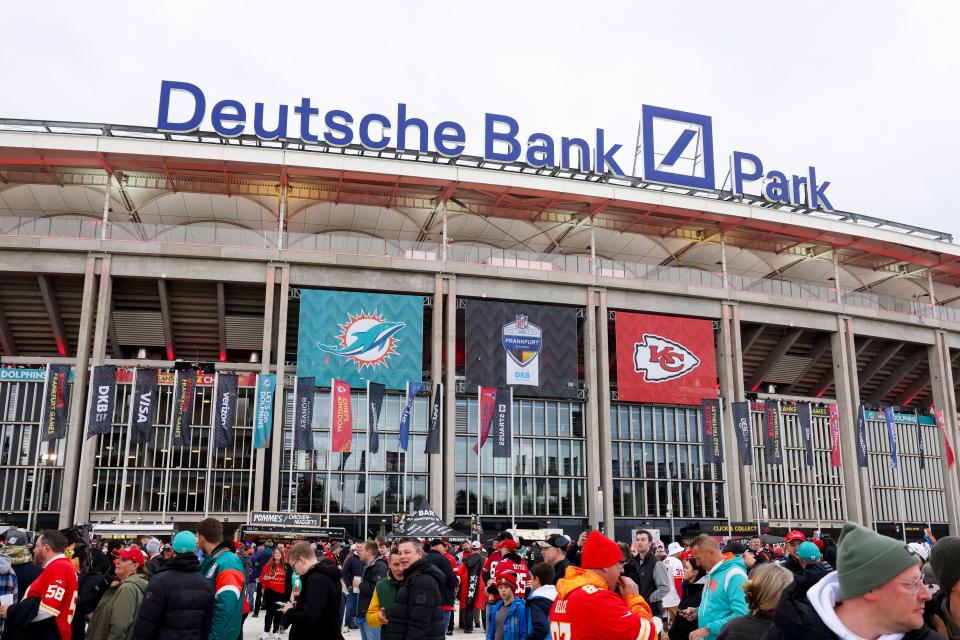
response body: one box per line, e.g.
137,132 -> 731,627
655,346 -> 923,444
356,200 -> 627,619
510,387 -> 516,534
204,373 -> 217,519
365,381 -> 370,538
476,385 -> 481,525
118,368 -> 136,524
326,378 -> 333,523
288,378 -> 295,512
246,374 -> 256,524
161,376 -> 175,524
717,397 -> 732,540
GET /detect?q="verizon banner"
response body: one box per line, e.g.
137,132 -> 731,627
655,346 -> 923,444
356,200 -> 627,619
212,373 -> 239,448
40,364 -> 71,441
491,387 -> 513,459
828,403 -> 842,467
293,377 -> 316,451
85,365 -> 117,438
171,369 -> 197,447
731,401 -> 753,465
424,384 -> 443,454
615,312 -> 717,405
855,404 -> 869,468
798,402 -> 814,467
129,368 -> 159,445
473,386 -> 498,453
367,382 -> 385,454
700,398 -> 723,464
330,379 -> 353,453
763,400 -> 783,465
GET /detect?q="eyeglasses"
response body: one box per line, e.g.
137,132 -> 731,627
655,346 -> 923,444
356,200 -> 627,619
893,576 -> 924,596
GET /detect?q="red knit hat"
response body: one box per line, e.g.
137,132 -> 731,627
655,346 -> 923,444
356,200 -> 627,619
581,531 -> 623,569
497,538 -> 518,551
496,572 -> 518,592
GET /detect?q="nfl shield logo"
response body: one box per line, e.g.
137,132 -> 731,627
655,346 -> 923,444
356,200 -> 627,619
515,314 -> 528,329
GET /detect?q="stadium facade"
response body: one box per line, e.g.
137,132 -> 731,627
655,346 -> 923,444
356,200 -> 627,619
0,113 -> 958,543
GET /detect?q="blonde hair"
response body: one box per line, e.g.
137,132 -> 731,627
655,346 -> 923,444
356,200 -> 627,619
744,563 -> 793,614
287,541 -> 315,566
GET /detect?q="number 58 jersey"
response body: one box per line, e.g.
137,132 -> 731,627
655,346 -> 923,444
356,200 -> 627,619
549,566 -> 657,640
24,556 -> 79,640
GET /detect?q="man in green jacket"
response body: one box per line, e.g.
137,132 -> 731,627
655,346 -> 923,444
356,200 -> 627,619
197,518 -> 246,640
87,548 -> 148,640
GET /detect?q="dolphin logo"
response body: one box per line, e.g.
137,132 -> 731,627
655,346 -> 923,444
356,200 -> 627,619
316,318 -> 405,369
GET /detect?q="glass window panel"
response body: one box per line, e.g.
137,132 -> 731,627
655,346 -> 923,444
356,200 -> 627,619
548,478 -> 560,515
522,401 -> 533,436
571,405 -> 584,438
559,404 -> 571,437
535,478 -> 547,513
535,439 -> 546,475
546,402 -> 558,437
665,409 -> 676,441
533,402 -> 546,436
641,406 -> 653,440
547,440 -> 559,476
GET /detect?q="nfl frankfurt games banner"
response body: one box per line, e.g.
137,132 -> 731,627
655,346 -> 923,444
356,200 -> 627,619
464,300 -> 578,399
253,373 -> 276,449
296,290 -> 423,391
293,377 -> 316,451
798,402 -> 814,467
884,406 -> 899,468
828,403 -> 842,468
330,379 -> 353,453
700,398 -> 723,464
85,365 -> 117,438
424,384 -> 443,455
855,404 -> 869,468
171,369 -> 198,447
731,401 -> 753,465
367,382 -> 385,454
40,364 -> 71,441
491,387 -> 513,458
614,312 -> 717,405
399,381 -> 425,450
129,368 -> 159,445
473,386 -> 498,453
934,408 -> 956,469
763,400 -> 783,465
212,373 -> 239,448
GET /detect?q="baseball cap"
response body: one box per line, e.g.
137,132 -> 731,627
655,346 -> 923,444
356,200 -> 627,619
427,538 -> 445,549
471,541 -> 482,549
785,530 -> 807,543
906,542 -> 929,562
172,531 -> 198,554
2,528 -> 28,546
541,534 -> 571,549
113,547 -> 146,567
145,538 -> 162,554
797,541 -> 821,562
722,541 -> 747,556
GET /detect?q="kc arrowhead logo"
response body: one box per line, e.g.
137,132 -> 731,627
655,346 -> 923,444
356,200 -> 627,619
633,334 -> 701,382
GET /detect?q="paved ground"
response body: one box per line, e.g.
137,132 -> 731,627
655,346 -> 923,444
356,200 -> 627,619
241,614 -> 480,640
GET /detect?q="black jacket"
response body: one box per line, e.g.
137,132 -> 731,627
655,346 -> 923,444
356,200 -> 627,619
668,579 -> 705,640
762,571 -> 943,640
779,555 -> 803,578
72,568 -> 111,640
130,553 -> 215,640
383,559 -> 446,640
626,552 -> 662,616
358,557 -> 389,616
550,558 -> 571,585
718,614 -> 775,640
422,549 -> 458,608
281,559 -> 343,640
0,597 -> 59,640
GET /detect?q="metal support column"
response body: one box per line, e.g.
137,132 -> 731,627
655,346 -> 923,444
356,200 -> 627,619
929,331 -> 960,535
584,289 -> 602,531
596,290 -> 615,530
443,277 -> 457,522
252,266 -> 276,513
831,316 -> 871,526
268,265 -> 290,511
428,275 -> 444,511
717,302 -> 747,519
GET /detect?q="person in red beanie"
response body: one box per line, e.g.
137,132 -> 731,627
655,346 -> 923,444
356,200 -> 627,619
549,531 -> 658,640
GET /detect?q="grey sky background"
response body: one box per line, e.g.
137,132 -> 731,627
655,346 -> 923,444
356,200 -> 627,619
2,1 -> 957,238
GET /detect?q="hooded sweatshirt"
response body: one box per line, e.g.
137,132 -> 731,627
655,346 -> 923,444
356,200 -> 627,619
549,565 -> 657,640
526,584 -> 557,640
86,573 -> 148,640
697,555 -> 748,640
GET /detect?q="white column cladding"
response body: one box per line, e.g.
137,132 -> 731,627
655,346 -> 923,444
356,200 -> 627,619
831,316 -> 871,526
428,275 -> 443,512
596,289 -> 615,529
443,276 -> 457,522
584,289 -> 602,530
717,302 -> 746,520
268,265 -> 290,511
253,265 -> 276,512
929,331 -> 960,535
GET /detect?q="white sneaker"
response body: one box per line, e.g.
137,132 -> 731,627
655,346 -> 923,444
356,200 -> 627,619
259,634 -> 268,640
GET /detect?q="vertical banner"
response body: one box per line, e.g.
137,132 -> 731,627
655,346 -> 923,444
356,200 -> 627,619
934,409 -> 956,469
253,373 -> 276,449
915,411 -> 926,470
763,400 -> 783,465
700,399 -> 723,464
855,404 -> 869,468
212,373 -> 239,448
129,368 -> 160,445
491,387 -> 512,459
731,401 -> 753,465
40,364 -> 71,441
399,381 -> 425,451
798,402 -> 814,467
85,365 -> 117,438
883,406 -> 899,468
473,386 -> 498,453
171,369 -> 197,447
424,383 -> 443,454
368,382 -> 385,454
293,377 -> 316,451
828,404 -> 842,468
330,379 -> 353,453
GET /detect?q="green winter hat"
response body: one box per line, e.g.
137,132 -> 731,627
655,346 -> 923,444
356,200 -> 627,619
837,522 -> 918,600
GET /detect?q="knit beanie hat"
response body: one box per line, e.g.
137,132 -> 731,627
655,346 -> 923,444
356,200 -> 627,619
837,522 -> 918,600
496,572 -> 518,592
929,536 -> 960,596
581,531 -> 623,569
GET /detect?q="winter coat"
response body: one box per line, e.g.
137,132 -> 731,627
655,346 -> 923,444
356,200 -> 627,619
526,584 -> 556,640
0,597 -> 59,640
73,567 -> 110,640
366,575 -> 402,629
86,573 -> 148,640
358,558 -> 388,617
423,549 -> 458,609
762,571 -> 942,640
2,547 -> 40,597
130,553 -> 215,640
144,556 -> 165,581
628,552 -> 669,617
926,589 -> 960,639
668,577 -> 705,640
342,553 -> 365,589
778,555 -> 803,578
485,598 -> 527,640
697,556 -> 748,640
0,555 -> 17,636
383,559 -> 446,640
717,614 -> 775,640
550,559 -> 570,587
281,560 -> 343,640
457,552 -> 484,609
198,544 -> 246,640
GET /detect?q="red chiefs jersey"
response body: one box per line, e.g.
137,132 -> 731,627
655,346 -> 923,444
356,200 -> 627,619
24,556 -> 78,640
550,566 -> 656,640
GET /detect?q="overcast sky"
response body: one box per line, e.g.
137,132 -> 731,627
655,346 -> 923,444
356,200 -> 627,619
3,1 -> 957,238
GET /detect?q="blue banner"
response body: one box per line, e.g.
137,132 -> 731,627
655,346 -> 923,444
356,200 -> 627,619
253,373 -> 276,449
296,290 -> 424,391
883,406 -> 899,469
399,381 -> 424,451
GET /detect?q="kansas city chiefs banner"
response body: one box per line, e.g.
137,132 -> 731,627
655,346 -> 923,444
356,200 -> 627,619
615,312 -> 717,405
828,403 -> 842,468
330,379 -> 353,453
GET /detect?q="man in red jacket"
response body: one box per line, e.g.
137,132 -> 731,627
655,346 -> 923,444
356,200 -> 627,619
550,531 -> 658,640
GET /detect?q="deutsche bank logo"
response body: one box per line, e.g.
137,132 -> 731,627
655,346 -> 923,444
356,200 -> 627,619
641,105 -> 715,190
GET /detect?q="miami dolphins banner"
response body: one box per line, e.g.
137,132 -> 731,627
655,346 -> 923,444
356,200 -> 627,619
473,386 -> 498,453
399,381 -> 424,450
700,398 -> 723,464
798,402 -> 814,467
85,364 -> 117,438
253,373 -> 276,449
171,369 -> 197,447
884,406 -> 899,468
40,364 -> 71,441
731,401 -> 753,465
763,400 -> 783,465
330,379 -> 353,453
829,403 -> 842,467
296,290 -> 423,391
212,373 -> 239,448
129,368 -> 159,445
464,300 -> 577,399
368,382 -> 385,454
293,376 -> 316,451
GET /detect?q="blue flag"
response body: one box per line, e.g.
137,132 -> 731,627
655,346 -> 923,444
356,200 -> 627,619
399,381 -> 424,450
883,406 -> 899,468
253,373 -> 277,449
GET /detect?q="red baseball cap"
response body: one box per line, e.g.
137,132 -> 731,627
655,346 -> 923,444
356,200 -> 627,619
113,547 -> 145,567
785,530 -> 807,543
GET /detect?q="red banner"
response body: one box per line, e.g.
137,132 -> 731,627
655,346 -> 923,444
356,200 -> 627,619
473,386 -> 498,453
934,409 -> 956,469
828,404 -> 842,467
615,311 -> 717,405
330,379 -> 353,453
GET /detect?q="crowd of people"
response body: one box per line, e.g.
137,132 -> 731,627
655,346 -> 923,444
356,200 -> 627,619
0,520 -> 959,640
